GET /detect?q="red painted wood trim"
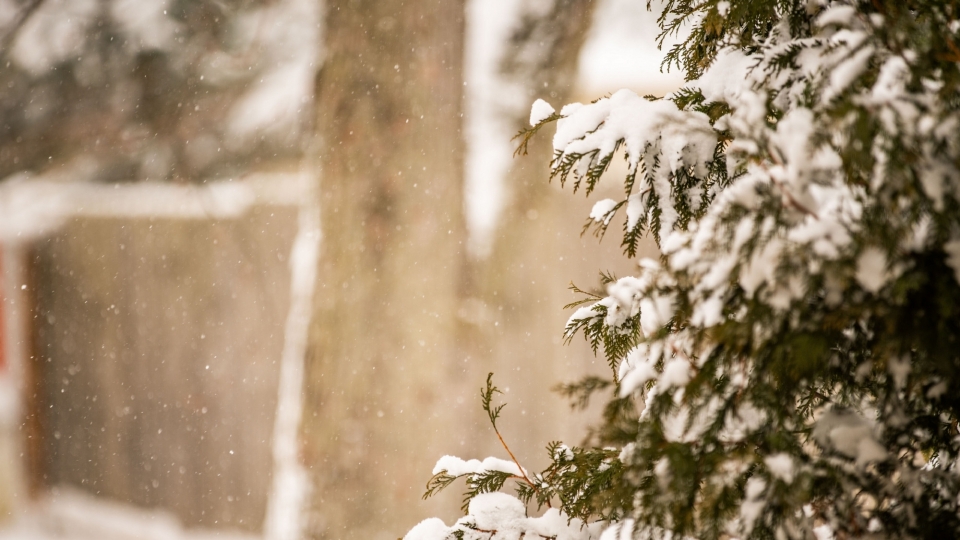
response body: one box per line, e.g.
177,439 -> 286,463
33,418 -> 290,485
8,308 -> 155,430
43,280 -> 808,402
0,247 -> 6,374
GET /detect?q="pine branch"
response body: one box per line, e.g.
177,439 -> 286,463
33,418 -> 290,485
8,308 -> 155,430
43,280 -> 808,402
423,472 -> 458,500
513,113 -> 562,157
554,376 -> 612,410
563,281 -> 603,310
480,374 -> 547,506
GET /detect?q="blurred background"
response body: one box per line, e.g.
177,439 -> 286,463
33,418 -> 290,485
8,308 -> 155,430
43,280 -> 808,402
0,0 -> 680,539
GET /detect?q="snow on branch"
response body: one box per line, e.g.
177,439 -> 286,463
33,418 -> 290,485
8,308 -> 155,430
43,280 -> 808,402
409,2 -> 960,539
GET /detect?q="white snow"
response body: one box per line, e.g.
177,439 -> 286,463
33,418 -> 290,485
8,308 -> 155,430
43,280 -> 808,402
855,247 -> 889,293
263,198 -> 321,540
109,0 -> 179,52
225,0 -> 320,150
738,237 -> 784,297
739,477 -> 767,534
598,519 -> 634,540
764,453 -> 795,483
659,358 -> 692,389
0,172 -> 309,243
567,305 -> 601,328
625,193 -> 643,231
653,458 -> 671,490
927,381 -> 948,399
944,240 -> 960,285
639,294 -> 675,336
602,276 -> 645,329
690,48 -> 758,105
817,5 -> 858,28
691,293 -> 723,328
464,0 -> 688,257
813,409 -> 888,467
590,198 -> 618,224
226,62 -> 316,148
720,401 -> 767,443
462,0 -> 526,258
403,518 -> 451,540
824,44 -> 875,103
618,345 -> 659,397
813,524 -> 836,540
468,491 -> 527,531
403,492 -> 603,540
551,88 -> 716,236
530,98 -> 556,126
432,455 -> 524,478
886,355 -> 911,390
0,487 -> 257,540
10,0 -> 98,75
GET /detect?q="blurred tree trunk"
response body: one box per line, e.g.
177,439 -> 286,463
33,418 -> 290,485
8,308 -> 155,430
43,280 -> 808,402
457,0 -> 634,467
302,1 -> 467,538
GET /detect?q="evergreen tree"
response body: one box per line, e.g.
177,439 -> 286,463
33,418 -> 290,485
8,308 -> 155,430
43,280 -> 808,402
0,0 -> 316,184
406,1 -> 960,539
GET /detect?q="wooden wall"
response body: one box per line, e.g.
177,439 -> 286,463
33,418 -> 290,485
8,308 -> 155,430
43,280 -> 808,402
27,206 -> 297,532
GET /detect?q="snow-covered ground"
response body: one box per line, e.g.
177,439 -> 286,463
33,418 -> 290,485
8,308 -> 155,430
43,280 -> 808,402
0,488 -> 257,540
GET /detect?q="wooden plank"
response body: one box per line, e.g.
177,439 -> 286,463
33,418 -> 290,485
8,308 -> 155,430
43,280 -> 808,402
29,206 -> 296,532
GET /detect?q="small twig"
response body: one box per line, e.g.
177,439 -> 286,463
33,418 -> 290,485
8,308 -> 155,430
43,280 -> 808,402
492,423 -> 537,489
482,374 -> 552,508
943,36 -> 960,63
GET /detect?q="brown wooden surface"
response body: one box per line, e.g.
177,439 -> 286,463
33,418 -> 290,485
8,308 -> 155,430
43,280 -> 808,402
0,251 -> 5,373
29,207 -> 297,532
304,1 -> 467,538
22,253 -> 46,499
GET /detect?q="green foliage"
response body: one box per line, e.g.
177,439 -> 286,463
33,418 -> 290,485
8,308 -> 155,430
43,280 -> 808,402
513,111 -> 563,157
480,373 -> 506,429
416,1 -> 960,539
424,472 -> 459,500
553,375 -> 611,411
423,374 -> 631,524
658,0 -> 814,80
461,471 -> 517,513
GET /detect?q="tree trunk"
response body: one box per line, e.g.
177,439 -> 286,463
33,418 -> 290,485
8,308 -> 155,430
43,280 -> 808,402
303,1 -> 467,538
